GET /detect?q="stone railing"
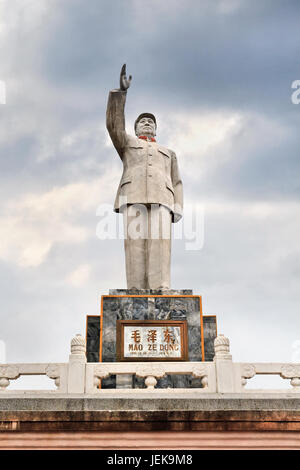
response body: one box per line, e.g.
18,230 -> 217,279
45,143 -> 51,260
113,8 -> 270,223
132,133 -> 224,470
0,363 -> 68,392
85,361 -> 216,393
0,333 -> 299,394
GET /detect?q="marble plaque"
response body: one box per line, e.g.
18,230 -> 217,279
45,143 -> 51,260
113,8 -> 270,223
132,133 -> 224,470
116,320 -> 188,361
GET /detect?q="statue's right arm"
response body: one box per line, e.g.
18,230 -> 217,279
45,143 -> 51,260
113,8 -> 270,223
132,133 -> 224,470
106,89 -> 128,159
106,65 -> 132,159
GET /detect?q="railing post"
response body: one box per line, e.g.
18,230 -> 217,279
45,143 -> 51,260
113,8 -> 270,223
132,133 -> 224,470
214,334 -> 236,393
67,334 -> 86,393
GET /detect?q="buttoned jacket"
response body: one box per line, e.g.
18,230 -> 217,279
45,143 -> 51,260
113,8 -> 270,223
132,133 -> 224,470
106,89 -> 183,222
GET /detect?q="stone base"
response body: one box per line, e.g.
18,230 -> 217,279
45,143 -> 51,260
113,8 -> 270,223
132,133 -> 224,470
86,290 -> 217,389
108,289 -> 194,295
1,394 -> 300,449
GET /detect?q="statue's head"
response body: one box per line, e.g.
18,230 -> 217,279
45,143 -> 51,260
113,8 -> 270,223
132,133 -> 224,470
135,113 -> 157,138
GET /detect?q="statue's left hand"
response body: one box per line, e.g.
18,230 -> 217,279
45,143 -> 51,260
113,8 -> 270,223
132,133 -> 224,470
173,213 -> 182,223
120,64 -> 132,91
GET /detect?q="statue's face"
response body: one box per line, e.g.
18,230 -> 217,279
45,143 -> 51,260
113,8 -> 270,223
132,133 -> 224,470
135,117 -> 156,137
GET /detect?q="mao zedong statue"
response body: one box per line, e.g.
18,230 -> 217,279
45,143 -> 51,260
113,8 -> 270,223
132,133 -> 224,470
106,65 -> 183,290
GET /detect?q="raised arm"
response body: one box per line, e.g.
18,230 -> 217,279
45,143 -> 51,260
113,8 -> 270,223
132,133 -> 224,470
106,64 -> 132,159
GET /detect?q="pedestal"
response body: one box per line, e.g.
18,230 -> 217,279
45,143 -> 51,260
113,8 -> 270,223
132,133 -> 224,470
86,290 -> 217,388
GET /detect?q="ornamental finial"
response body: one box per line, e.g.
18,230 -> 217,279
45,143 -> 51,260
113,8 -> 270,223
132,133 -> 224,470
70,334 -> 86,355
214,334 -> 232,360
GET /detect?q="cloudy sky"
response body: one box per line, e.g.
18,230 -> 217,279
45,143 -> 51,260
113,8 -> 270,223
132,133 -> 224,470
0,0 -> 299,389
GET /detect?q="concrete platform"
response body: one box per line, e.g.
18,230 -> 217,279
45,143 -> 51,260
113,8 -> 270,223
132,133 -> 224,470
1,393 -> 300,448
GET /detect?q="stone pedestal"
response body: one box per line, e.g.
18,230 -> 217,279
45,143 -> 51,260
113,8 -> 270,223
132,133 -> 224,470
86,290 -> 217,389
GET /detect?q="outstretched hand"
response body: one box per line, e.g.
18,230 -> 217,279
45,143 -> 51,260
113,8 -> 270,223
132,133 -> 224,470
120,64 -> 132,91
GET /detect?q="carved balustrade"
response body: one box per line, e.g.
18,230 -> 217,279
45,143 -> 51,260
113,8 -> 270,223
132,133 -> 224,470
0,334 -> 299,394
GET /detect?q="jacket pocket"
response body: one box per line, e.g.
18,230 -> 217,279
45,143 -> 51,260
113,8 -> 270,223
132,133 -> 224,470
166,181 -> 174,195
158,148 -> 171,158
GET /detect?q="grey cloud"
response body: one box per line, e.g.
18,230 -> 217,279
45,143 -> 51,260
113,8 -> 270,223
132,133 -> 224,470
2,0 -> 300,201
185,124 -> 300,203
7,0 -> 300,112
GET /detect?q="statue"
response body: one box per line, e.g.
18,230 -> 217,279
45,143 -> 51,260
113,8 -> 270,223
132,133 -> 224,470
106,65 -> 183,290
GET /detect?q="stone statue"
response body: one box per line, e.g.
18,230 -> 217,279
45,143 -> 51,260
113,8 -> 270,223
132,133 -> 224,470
106,64 -> 183,290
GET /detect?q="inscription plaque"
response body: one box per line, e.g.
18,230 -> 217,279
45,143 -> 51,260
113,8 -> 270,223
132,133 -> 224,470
116,320 -> 188,361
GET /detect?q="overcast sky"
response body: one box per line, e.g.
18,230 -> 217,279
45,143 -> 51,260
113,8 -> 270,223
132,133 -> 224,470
0,0 -> 299,389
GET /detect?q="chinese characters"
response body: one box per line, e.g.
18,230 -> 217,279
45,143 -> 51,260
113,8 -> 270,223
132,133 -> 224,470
125,325 -> 182,358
